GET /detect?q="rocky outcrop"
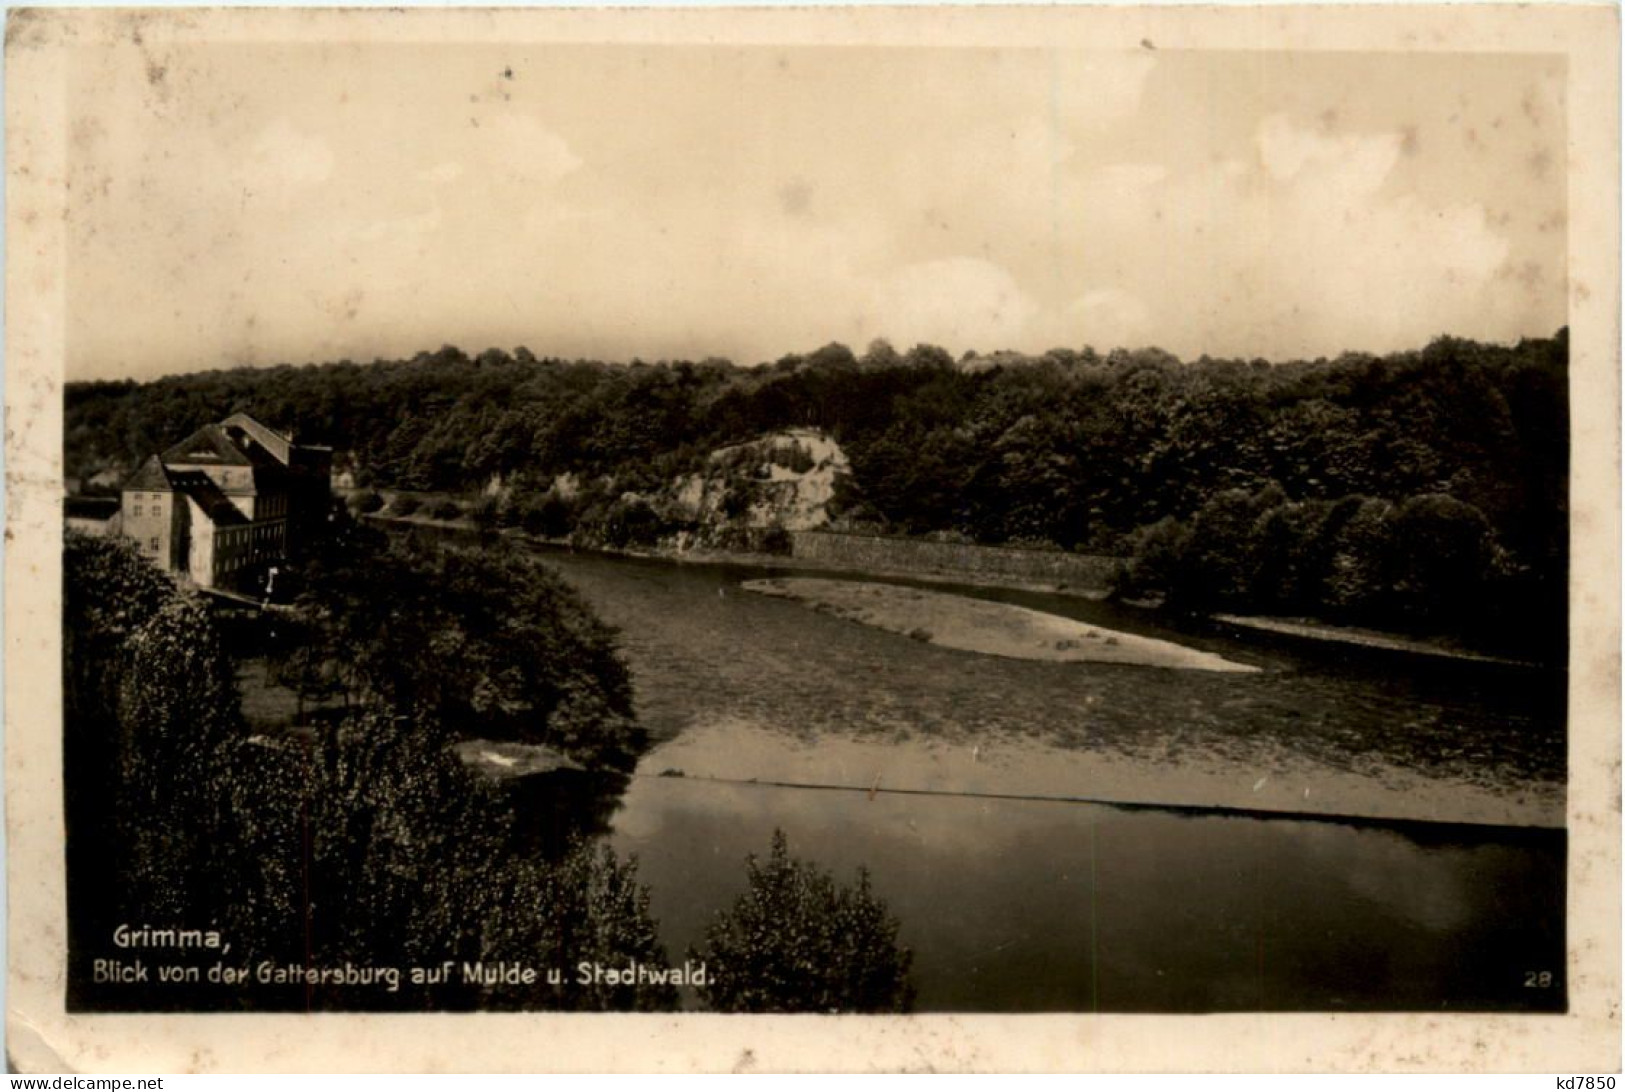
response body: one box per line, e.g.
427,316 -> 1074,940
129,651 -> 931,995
666,429 -> 850,544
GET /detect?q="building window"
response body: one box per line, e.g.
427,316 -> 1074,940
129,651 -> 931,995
133,505 -> 143,517
148,537 -> 159,551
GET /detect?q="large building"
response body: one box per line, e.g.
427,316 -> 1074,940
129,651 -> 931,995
118,413 -> 331,591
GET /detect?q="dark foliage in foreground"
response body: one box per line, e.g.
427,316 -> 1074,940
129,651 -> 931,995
272,516 -> 644,770
693,829 -> 915,1014
63,533 -> 245,928
63,532 -> 672,1011
66,532 -> 906,1012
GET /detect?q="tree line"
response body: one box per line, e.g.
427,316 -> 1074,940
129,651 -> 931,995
67,329 -> 1568,654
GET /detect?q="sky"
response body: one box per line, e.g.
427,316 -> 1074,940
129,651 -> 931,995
64,39 -> 1567,381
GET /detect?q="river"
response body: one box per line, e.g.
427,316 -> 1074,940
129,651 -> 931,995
500,544 -> 1566,1012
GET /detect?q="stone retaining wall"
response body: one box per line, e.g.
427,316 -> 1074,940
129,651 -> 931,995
789,531 -> 1119,591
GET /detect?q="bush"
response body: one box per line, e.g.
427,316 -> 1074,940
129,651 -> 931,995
1116,516 -> 1191,601
391,495 -> 422,517
1318,496 -> 1393,619
285,708 -> 672,1010
509,492 -> 569,538
593,498 -> 666,549
720,482 -> 756,520
292,536 -> 644,770
1385,493 -> 1503,629
1250,498 -> 1337,613
693,830 -> 913,1014
470,497 -> 501,531
431,499 -> 465,521
770,441 -> 816,474
1175,484 -> 1288,608
754,524 -> 793,556
355,490 -> 385,515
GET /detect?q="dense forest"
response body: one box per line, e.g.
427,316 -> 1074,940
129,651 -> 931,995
66,330 -> 1568,655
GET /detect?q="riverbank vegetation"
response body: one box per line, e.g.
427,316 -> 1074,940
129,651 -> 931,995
63,531 -> 914,1012
1116,486 -> 1545,654
268,516 -> 646,770
66,329 -> 1566,656
694,830 -> 914,1014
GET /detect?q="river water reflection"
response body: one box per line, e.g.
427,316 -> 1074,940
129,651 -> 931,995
610,777 -> 1564,1011
497,544 -> 1567,1011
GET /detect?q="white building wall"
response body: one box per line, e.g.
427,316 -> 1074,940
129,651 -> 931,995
184,496 -> 217,588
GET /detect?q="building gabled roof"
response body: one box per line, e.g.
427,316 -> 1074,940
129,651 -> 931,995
169,470 -> 249,526
221,413 -> 296,466
161,424 -> 258,468
122,455 -> 172,492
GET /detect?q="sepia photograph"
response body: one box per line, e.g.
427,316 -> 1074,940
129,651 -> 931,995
6,3 -> 1619,1073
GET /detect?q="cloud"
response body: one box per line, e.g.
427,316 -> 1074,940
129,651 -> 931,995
1245,117 -> 1510,354
864,257 -> 1040,352
65,45 -> 1563,381
1082,113 -> 1521,359
1257,113 -> 1400,191
1067,288 -> 1151,350
341,120 -> 581,261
